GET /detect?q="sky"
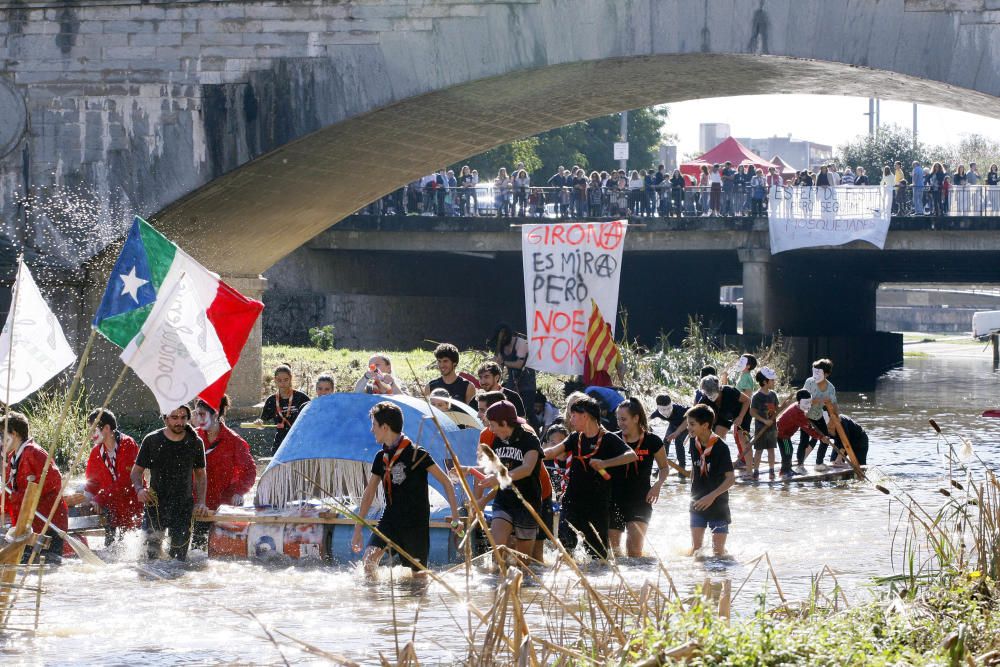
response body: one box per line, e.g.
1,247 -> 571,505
663,95 -> 1000,160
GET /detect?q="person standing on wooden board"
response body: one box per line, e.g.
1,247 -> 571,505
798,359 -> 839,468
191,396 -> 256,551
777,390 -> 834,477
131,406 -> 208,561
84,408 -> 142,546
2,411 -> 69,564
257,364 -> 311,455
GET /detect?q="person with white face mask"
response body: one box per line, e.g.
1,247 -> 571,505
775,390 -> 833,477
696,376 -> 752,472
799,359 -> 839,469
84,408 -> 143,546
191,395 -> 256,552
649,393 -> 690,475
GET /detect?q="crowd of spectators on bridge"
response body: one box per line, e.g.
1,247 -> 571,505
358,158 -> 1000,219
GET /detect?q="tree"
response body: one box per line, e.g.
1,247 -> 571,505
454,107 -> 670,182
927,134 -> 1000,173
836,124 -> 927,183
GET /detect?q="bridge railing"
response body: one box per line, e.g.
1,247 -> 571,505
356,184 -> 1000,219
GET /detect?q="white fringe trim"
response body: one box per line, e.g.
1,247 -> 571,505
255,459 -> 383,509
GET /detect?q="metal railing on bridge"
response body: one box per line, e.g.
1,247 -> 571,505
357,184 -> 1000,219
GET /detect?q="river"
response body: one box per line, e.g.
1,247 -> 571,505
3,348 -> 999,665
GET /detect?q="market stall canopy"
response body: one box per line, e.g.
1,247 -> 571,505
770,155 -> 798,179
255,393 -> 481,508
680,137 -> 775,180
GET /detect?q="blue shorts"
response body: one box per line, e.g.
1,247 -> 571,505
689,514 -> 729,533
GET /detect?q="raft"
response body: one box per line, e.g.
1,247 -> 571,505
734,464 -> 863,485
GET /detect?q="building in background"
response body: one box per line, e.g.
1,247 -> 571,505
699,123 -> 731,153
736,134 -> 833,171
658,144 -> 678,171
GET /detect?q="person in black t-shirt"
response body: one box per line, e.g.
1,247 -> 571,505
544,396 -> 636,560
610,398 -> 669,558
426,343 -> 477,405
477,361 -> 525,416
257,364 -> 311,455
352,402 -> 461,578
685,405 -> 735,558
697,375 -> 751,467
131,406 -> 207,561
478,401 -> 543,565
823,411 -> 870,466
649,393 -> 690,474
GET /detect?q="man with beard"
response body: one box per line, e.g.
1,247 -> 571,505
131,406 -> 208,561
476,361 -> 525,416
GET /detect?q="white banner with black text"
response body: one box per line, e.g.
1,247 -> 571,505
522,220 -> 627,375
767,185 -> 893,254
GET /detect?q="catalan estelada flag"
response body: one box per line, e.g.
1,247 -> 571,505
583,298 -> 622,387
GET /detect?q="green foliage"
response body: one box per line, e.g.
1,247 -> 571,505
928,133 -> 1000,172
455,107 -> 669,182
20,387 -> 91,470
307,324 -> 336,351
836,124 -> 926,183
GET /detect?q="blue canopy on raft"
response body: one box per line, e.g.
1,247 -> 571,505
256,393 -> 481,507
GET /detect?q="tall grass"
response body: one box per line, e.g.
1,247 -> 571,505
19,387 -> 90,468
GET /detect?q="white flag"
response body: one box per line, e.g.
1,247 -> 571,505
120,272 -> 230,415
0,261 -> 76,405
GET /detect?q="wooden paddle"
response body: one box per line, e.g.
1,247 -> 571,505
31,511 -> 103,566
239,422 -> 278,430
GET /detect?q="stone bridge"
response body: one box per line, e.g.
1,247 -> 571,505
2,0 -> 1000,405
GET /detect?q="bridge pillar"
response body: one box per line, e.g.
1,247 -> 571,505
222,275 -> 268,413
738,248 -> 779,335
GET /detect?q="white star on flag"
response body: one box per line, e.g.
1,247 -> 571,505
120,266 -> 149,303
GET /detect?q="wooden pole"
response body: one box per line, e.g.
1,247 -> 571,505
992,334 -> 998,370
1,256 -> 24,527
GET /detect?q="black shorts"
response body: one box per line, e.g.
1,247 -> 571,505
610,497 -> 653,529
536,498 -> 555,541
368,518 -> 429,570
492,494 -> 540,541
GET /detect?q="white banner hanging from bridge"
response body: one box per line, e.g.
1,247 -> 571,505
522,220 -> 627,375
767,185 -> 893,254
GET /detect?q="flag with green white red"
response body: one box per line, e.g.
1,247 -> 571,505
93,216 -> 263,412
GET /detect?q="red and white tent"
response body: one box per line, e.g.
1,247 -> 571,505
680,137 -> 775,181
770,155 -> 798,180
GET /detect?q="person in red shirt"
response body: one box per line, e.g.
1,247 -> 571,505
84,408 -> 142,546
776,390 -> 833,477
191,395 -> 256,551
2,410 -> 69,564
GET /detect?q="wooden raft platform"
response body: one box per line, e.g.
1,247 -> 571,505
735,464 -> 862,486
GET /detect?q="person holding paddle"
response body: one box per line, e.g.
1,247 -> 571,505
777,390 -> 834,477
2,411 -> 69,564
749,368 -> 779,479
609,398 -> 669,558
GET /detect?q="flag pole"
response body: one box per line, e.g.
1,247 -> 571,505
1,255 -> 24,526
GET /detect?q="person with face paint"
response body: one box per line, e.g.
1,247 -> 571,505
649,394 -> 689,475
191,396 -> 257,551
2,411 -> 69,563
697,376 -> 751,470
84,409 -> 142,546
258,364 -> 311,455
798,359 -> 838,468
776,390 -> 833,477
131,406 -> 208,561
732,354 -> 759,462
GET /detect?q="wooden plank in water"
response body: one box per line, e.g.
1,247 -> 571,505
736,465 -> 860,486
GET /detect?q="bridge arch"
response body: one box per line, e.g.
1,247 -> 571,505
1,0 -> 998,276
